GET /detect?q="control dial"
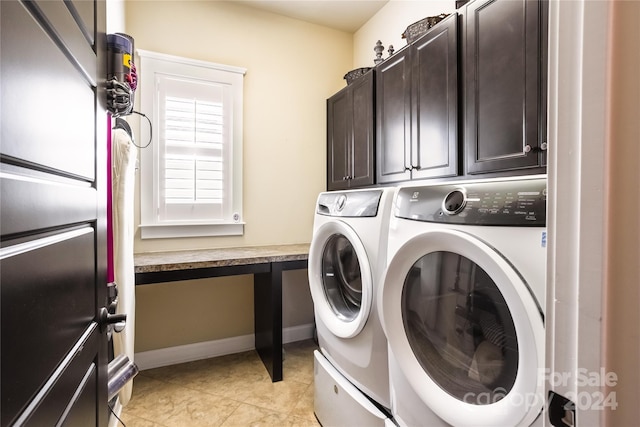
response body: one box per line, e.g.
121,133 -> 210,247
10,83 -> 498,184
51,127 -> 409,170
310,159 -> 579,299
442,189 -> 467,215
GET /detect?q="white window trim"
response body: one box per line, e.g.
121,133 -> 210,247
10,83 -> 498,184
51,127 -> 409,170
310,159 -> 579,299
137,50 -> 246,239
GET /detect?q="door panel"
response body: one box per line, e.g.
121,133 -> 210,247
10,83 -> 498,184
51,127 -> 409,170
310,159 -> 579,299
376,49 -> 412,183
61,363 -> 98,426
327,90 -> 350,190
68,0 -> 95,45
1,228 -> 96,415
1,0 -> 96,180
15,327 -> 99,426
0,0 -> 108,425
326,71 -> 374,190
350,72 -> 374,188
465,0 -> 543,174
0,167 -> 97,236
412,14 -> 459,179
31,0 -> 97,80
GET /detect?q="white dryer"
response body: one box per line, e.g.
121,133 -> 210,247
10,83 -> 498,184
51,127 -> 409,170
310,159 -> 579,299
309,187 -> 395,426
379,176 -> 547,427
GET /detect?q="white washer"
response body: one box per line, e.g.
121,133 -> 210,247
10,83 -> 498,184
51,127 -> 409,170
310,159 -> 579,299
309,187 -> 395,426
379,176 -> 547,427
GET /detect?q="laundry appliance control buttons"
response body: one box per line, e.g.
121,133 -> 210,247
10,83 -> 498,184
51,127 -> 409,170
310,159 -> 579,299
442,189 -> 467,215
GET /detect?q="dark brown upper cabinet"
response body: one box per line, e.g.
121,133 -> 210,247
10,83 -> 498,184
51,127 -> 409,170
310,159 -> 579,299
327,70 -> 375,190
464,0 -> 547,175
376,13 -> 459,184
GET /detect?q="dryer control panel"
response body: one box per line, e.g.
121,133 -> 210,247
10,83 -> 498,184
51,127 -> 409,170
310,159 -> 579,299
396,178 -> 547,226
317,190 -> 383,217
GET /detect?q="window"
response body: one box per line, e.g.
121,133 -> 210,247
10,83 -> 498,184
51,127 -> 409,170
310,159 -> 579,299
138,50 -> 246,238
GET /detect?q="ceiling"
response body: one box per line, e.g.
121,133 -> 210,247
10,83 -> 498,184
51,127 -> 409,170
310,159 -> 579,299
232,0 -> 390,33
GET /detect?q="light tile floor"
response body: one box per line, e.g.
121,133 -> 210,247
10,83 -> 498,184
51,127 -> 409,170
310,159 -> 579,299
119,340 -> 320,427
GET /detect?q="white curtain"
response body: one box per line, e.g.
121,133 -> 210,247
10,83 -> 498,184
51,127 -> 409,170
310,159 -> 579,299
111,127 -> 137,406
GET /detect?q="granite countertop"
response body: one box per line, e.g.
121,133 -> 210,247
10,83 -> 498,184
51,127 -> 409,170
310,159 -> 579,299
134,243 -> 310,273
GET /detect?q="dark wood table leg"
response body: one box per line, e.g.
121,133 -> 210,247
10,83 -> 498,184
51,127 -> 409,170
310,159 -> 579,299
254,263 -> 283,382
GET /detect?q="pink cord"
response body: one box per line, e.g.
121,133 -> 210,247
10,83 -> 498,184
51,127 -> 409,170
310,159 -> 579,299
107,113 -> 114,283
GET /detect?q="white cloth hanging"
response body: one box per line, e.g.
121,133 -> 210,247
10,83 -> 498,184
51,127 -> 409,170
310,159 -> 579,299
111,127 -> 137,406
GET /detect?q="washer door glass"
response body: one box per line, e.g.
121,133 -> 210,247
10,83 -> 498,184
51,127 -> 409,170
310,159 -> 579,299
322,234 -> 362,322
402,251 -> 518,403
380,229 -> 544,427
309,220 -> 373,339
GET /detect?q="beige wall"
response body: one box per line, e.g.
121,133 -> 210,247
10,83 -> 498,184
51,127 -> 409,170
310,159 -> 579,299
125,0 -> 352,352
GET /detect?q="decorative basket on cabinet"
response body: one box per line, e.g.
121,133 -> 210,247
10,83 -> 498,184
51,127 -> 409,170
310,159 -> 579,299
402,13 -> 450,44
343,67 -> 372,85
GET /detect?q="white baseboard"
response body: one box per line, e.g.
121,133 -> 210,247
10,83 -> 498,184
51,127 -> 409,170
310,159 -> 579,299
134,323 -> 315,371
282,322 -> 315,344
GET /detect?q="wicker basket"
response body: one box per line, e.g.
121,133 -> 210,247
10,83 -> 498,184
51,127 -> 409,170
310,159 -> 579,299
402,13 -> 450,44
343,67 -> 372,85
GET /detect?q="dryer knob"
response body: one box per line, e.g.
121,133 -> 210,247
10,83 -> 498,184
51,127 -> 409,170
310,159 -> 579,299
442,189 -> 467,215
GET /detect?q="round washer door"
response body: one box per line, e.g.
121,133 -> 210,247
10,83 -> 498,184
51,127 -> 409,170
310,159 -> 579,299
380,229 -> 544,427
309,220 -> 373,339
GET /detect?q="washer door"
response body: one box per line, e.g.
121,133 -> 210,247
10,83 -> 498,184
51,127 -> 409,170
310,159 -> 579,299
380,229 -> 544,427
309,221 -> 373,339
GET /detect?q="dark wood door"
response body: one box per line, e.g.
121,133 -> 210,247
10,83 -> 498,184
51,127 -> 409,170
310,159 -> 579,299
411,13 -> 459,180
464,0 -> 545,175
326,71 -> 374,191
327,88 -> 351,190
1,1 -> 109,426
376,47 -> 412,184
348,71 -> 374,189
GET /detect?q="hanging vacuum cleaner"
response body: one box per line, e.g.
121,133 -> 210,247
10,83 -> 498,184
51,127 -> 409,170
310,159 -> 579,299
107,33 -> 137,117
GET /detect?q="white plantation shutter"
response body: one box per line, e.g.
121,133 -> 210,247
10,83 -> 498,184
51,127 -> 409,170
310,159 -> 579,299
138,50 -> 245,238
157,76 -> 231,221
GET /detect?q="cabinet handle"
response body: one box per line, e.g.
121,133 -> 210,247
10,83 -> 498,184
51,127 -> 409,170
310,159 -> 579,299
524,144 -> 532,153
404,167 -> 412,172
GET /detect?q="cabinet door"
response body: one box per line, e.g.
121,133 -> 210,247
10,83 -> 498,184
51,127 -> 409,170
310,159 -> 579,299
411,13 -> 459,180
465,0 -> 544,174
350,71 -> 375,188
376,48 -> 412,184
327,88 -> 351,190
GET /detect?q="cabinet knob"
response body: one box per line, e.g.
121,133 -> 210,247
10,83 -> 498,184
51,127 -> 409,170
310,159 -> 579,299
524,144 -> 532,153
541,142 -> 548,151
404,167 -> 412,172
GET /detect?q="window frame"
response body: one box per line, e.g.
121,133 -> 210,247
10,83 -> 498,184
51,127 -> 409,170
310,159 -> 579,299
137,50 -> 246,239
